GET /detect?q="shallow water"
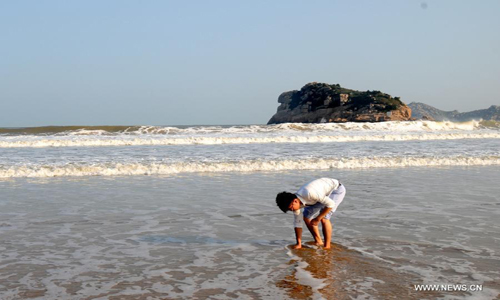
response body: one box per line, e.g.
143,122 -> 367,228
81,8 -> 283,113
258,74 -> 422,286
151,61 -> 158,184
1,166 -> 499,299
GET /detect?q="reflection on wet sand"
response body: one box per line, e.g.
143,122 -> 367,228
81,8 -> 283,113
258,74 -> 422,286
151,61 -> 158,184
277,242 -> 444,300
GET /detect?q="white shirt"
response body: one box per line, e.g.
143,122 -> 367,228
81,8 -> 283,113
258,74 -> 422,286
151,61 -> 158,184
293,178 -> 340,228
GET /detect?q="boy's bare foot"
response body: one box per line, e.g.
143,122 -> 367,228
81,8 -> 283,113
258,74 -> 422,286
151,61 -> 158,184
291,244 -> 302,249
323,244 -> 331,249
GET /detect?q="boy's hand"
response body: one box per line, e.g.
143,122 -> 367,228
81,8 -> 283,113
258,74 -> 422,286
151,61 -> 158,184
310,218 -> 320,226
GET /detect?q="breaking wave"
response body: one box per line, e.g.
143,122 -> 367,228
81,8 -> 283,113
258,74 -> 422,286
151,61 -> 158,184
1,132 -> 499,148
2,155 -> 498,178
0,120 -> 498,136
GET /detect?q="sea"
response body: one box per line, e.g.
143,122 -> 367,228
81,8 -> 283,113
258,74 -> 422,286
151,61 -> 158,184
0,120 -> 499,299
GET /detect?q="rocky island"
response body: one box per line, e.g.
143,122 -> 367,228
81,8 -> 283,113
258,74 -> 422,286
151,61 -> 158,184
267,82 -> 412,124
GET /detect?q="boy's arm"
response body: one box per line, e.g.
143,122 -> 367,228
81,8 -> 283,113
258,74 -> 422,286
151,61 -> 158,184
292,210 -> 303,249
292,227 -> 303,249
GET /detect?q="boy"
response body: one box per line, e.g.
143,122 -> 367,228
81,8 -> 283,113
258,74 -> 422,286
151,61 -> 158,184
276,178 -> 346,249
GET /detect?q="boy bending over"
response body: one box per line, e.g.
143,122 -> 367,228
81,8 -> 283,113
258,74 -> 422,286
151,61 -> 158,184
276,178 -> 346,249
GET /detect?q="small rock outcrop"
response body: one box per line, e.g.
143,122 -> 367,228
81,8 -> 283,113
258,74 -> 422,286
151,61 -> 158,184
267,83 -> 412,124
408,102 -> 500,121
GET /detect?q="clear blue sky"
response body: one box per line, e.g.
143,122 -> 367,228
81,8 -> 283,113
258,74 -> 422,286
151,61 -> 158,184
1,0 -> 499,126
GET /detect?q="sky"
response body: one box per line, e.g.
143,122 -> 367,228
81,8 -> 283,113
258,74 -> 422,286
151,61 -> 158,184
1,0 -> 499,127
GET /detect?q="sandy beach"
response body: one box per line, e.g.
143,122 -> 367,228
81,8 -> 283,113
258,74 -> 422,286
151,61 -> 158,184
1,166 -> 499,299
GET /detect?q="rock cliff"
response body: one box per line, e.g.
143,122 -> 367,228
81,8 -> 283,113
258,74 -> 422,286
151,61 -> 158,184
267,83 -> 412,124
408,102 -> 500,121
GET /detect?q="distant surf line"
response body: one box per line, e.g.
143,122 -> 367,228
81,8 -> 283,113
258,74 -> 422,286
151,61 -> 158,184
0,120 -> 498,136
0,132 -> 499,148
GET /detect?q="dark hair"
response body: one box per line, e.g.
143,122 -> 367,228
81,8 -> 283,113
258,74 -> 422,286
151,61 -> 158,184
276,191 -> 297,213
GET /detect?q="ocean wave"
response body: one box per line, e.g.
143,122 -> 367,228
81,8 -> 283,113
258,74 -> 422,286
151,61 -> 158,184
0,125 -> 139,135
1,132 -> 499,148
1,120 -> 498,137
1,155 -> 498,178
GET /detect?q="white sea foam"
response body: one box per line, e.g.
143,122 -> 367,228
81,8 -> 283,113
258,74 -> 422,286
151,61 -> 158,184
1,132 -> 499,148
131,120 -> 487,134
2,120 -> 499,149
1,155 -> 498,178
2,120 -> 490,136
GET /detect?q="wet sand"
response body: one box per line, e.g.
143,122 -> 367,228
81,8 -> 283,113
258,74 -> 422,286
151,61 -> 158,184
280,242 -> 448,300
1,167 -> 499,299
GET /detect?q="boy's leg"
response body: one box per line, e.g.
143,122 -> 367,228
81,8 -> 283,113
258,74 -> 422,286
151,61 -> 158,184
321,218 -> 332,249
319,184 -> 346,249
304,217 -> 323,245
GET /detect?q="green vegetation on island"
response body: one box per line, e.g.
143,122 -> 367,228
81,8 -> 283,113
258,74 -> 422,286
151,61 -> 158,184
268,82 -> 411,124
288,83 -> 404,113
